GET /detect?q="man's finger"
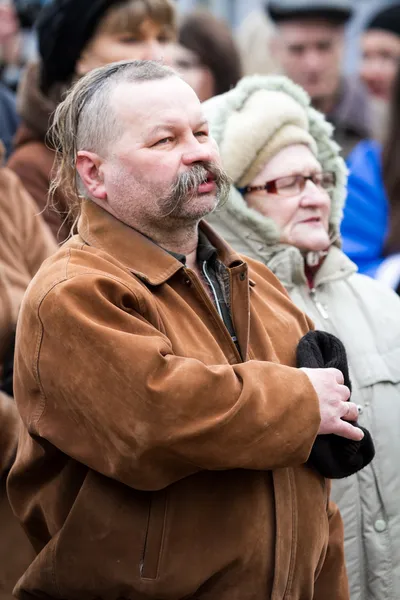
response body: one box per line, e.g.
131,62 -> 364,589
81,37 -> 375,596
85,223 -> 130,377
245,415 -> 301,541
341,401 -> 358,422
328,367 -> 344,385
335,420 -> 364,441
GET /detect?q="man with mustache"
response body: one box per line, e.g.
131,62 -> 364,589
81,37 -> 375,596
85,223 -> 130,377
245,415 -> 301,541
8,60 -> 358,599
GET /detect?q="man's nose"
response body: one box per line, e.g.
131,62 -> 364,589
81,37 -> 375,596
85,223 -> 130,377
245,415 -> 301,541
181,138 -> 215,166
304,50 -> 323,72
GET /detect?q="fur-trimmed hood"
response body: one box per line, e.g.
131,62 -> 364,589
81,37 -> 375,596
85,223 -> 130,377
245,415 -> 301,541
203,75 -> 348,249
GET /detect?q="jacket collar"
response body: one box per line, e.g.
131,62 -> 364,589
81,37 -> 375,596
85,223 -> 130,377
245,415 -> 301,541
269,244 -> 357,290
77,200 -> 244,285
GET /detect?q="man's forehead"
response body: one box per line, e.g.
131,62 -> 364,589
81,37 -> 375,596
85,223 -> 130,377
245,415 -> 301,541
110,78 -> 206,131
280,19 -> 341,40
111,77 -> 201,117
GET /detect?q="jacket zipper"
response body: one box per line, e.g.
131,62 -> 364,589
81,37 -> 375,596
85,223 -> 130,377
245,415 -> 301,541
309,287 -> 329,319
202,261 -> 239,347
202,261 -> 224,321
185,267 -> 241,363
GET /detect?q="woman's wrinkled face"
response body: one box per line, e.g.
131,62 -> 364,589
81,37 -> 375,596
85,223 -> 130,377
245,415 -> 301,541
76,17 -> 174,76
169,43 -> 215,101
245,144 -> 331,251
360,30 -> 400,101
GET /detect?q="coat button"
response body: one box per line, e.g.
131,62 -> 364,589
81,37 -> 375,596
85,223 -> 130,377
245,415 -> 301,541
239,272 -> 246,281
374,519 -> 387,532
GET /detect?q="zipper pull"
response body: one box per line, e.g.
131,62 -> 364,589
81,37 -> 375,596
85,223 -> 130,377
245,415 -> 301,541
309,288 -> 329,319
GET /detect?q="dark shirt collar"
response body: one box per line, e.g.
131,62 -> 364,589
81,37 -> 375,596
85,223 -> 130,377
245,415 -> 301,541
165,230 -> 218,266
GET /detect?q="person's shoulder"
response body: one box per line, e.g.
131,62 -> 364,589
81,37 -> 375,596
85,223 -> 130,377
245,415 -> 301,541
0,166 -> 32,216
8,137 -> 52,171
347,139 -> 382,171
22,238 -> 145,314
243,254 -> 292,299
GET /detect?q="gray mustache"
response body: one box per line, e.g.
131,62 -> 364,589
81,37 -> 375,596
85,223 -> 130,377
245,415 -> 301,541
170,162 -> 230,203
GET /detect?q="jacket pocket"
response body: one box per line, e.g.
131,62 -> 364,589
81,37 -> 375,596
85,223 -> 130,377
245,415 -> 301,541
140,489 -> 168,580
350,347 -> 400,388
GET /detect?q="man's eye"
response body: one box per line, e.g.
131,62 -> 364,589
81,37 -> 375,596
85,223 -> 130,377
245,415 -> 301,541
195,131 -> 208,138
153,137 -> 173,146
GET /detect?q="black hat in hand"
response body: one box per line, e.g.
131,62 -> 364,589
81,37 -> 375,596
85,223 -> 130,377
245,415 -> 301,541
296,330 -> 375,479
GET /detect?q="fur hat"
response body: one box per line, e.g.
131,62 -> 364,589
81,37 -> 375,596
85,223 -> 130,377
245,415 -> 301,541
203,75 -> 347,245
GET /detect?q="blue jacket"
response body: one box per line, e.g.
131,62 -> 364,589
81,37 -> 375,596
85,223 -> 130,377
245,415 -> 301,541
341,140 -> 388,277
0,83 -> 18,159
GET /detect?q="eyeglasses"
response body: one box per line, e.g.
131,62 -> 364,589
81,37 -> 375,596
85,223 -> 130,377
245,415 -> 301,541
238,172 -> 336,197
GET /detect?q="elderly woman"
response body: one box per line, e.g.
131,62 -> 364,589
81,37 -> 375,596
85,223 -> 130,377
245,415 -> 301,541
204,75 -> 400,600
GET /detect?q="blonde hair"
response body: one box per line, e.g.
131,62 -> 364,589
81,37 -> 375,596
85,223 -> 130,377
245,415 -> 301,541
49,59 -> 177,225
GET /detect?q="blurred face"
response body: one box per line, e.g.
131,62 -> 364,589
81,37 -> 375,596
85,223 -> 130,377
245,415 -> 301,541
360,30 -> 400,101
245,144 -> 331,251
76,17 -> 174,76
169,43 -> 215,101
77,77 -> 229,235
272,20 -> 344,110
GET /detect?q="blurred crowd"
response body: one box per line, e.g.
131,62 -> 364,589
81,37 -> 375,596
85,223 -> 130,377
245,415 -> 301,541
1,0 -> 400,599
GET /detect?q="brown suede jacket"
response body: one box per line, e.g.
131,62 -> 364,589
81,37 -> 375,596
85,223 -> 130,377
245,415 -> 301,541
7,63 -> 72,242
9,201 -> 349,599
0,167 -> 57,321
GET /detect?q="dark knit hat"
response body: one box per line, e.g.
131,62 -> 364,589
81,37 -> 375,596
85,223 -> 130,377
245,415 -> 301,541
267,0 -> 353,25
296,330 -> 375,480
36,0 -> 131,93
365,4 -> 400,38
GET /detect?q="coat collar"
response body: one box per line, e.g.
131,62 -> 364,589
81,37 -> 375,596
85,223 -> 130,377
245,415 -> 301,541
268,244 -> 357,290
77,200 -> 244,285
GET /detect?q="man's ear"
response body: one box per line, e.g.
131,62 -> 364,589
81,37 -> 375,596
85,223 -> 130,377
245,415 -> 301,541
76,151 -> 107,201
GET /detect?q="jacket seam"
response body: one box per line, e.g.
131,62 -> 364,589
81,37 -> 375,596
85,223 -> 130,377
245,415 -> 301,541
284,468 -> 297,598
31,249 -> 72,428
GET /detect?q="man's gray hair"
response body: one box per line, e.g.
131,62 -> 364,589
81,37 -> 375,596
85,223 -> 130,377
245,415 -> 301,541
49,60 -> 177,224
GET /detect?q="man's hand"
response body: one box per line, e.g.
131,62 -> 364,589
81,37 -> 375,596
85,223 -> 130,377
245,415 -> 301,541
301,367 -> 364,441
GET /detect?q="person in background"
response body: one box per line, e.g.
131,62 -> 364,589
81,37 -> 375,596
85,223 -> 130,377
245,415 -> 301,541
0,140 -> 56,599
171,9 -> 241,102
7,0 -> 176,242
360,4 -> 400,141
8,59 -> 357,600
236,9 -> 278,77
0,4 -> 19,158
0,152 -> 56,320
379,61 -> 400,292
0,278 -> 30,600
267,0 -> 370,157
204,74 -> 400,600
340,6 -> 400,281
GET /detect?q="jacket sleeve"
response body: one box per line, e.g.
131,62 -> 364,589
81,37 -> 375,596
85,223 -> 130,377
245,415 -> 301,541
15,273 -> 321,491
313,492 -> 349,599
